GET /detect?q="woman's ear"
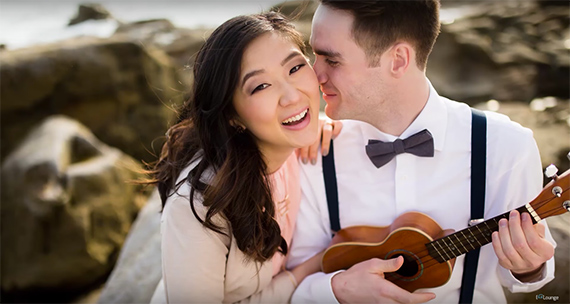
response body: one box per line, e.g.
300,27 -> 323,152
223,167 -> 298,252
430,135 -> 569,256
230,119 -> 246,133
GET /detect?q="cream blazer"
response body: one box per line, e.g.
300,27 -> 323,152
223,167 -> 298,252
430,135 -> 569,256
150,163 -> 297,304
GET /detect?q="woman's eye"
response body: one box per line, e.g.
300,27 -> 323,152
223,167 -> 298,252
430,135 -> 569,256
251,83 -> 270,94
290,63 -> 305,74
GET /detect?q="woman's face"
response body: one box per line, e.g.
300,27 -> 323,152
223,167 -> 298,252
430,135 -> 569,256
233,32 -> 320,156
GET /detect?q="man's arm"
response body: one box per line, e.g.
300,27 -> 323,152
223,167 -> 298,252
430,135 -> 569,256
486,122 -> 556,292
287,158 -> 436,304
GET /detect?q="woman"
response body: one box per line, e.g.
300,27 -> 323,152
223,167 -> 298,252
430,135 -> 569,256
148,12 -> 332,303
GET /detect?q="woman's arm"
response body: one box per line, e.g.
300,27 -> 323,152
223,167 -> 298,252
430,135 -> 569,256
161,193 -> 229,303
233,251 -> 324,304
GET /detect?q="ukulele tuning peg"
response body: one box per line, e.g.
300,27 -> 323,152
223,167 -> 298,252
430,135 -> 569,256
545,164 -> 558,180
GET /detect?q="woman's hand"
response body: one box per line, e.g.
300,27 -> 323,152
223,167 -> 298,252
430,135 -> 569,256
297,119 -> 343,165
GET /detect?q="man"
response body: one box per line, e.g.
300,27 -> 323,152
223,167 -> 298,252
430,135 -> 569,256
286,1 -> 556,303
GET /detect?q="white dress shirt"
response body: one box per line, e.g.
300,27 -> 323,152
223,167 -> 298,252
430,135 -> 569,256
287,82 -> 556,304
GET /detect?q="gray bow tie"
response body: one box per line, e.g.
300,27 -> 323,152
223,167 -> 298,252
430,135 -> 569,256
365,129 -> 434,168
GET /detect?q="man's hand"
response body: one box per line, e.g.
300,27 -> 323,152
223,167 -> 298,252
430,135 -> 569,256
331,257 -> 436,304
491,210 -> 554,282
297,119 -> 343,164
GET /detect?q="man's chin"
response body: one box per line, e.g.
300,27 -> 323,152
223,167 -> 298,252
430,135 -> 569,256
324,105 -> 342,120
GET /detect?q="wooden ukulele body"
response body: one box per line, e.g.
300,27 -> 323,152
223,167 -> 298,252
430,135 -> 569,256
322,212 -> 456,292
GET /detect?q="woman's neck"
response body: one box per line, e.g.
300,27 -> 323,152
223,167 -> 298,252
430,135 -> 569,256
260,145 -> 295,174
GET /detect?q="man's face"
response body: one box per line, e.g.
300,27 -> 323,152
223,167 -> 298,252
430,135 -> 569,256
310,4 -> 385,120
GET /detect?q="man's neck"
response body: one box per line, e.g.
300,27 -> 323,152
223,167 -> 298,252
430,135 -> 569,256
368,75 -> 430,137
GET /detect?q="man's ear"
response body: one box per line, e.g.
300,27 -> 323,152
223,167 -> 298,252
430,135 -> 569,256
390,43 -> 412,78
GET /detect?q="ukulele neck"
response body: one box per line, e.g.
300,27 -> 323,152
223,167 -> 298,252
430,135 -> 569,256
426,205 -> 538,263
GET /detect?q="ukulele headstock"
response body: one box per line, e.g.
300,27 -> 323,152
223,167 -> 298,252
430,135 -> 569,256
530,157 -> 570,219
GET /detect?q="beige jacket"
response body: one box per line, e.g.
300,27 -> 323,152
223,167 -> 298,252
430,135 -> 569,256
150,164 -> 297,304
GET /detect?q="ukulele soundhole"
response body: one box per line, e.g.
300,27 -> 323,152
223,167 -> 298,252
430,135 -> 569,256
395,254 -> 419,277
385,249 -> 423,281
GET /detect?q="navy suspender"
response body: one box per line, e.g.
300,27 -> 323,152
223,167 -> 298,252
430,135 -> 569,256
321,108 -> 487,303
459,108 -> 487,304
322,138 -> 340,233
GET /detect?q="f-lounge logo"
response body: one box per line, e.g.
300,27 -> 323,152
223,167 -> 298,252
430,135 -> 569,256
536,294 -> 560,301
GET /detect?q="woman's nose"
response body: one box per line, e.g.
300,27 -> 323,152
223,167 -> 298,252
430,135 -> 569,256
279,82 -> 302,107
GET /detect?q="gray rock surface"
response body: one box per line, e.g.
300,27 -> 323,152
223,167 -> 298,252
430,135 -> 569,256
1,116 -> 147,299
0,36 -> 183,163
97,189 -> 162,304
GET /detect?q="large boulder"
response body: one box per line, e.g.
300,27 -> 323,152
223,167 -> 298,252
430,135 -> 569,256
428,1 -> 569,104
97,189 -> 162,304
1,116 -> 148,302
0,35 -> 184,163
112,19 -> 212,86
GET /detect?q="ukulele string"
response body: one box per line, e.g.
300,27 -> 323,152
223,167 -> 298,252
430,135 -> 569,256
330,192 -> 568,275
382,192 -> 557,264
383,194 -> 565,266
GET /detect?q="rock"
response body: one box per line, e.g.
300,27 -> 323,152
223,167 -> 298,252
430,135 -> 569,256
430,1 -> 570,103
0,36 -> 184,163
97,189 -> 162,304
0,116 -> 149,302
69,4 -> 113,26
112,19 -> 211,78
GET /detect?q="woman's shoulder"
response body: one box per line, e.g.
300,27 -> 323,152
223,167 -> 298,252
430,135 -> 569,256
163,156 -> 228,232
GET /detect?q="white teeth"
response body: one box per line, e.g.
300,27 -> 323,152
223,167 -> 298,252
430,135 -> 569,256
282,109 -> 308,124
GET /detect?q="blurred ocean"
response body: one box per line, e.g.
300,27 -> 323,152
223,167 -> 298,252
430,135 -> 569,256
0,0 -> 284,49
0,0 -> 480,50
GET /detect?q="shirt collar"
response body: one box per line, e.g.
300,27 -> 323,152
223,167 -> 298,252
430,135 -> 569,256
358,78 -> 447,151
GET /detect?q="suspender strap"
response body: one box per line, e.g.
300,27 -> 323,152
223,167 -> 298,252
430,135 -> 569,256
459,108 -> 487,304
322,139 -> 341,233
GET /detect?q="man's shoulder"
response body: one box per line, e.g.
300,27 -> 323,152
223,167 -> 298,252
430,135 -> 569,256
441,96 -> 534,142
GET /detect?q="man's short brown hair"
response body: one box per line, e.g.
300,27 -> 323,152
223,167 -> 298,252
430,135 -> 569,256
320,0 -> 441,69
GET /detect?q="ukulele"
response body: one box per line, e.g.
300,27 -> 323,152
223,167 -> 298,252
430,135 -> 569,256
321,164 -> 570,292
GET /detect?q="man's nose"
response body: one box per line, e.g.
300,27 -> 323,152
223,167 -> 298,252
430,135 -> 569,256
312,57 -> 328,84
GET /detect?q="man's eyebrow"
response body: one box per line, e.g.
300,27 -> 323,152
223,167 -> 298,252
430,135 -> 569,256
241,69 -> 264,89
313,48 -> 342,59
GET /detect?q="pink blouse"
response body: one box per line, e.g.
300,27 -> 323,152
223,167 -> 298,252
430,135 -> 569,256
267,152 -> 301,277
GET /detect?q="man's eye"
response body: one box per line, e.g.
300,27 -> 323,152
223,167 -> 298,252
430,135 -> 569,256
252,83 -> 270,94
326,59 -> 339,67
290,63 -> 306,74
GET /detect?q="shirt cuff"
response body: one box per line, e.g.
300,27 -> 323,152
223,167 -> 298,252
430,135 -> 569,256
499,257 -> 555,293
328,270 -> 344,304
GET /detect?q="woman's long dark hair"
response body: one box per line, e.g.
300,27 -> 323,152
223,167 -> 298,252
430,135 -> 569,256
146,12 -> 306,263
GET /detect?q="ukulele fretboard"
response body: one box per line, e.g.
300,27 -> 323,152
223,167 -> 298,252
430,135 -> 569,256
425,205 -> 535,263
